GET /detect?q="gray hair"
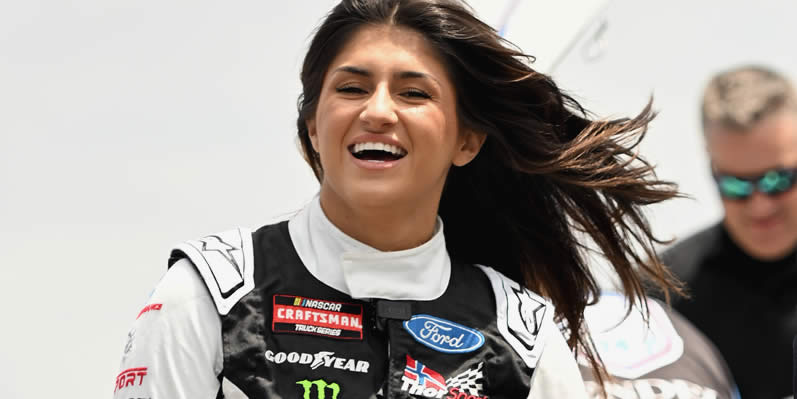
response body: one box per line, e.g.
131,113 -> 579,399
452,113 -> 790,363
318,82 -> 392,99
701,65 -> 796,132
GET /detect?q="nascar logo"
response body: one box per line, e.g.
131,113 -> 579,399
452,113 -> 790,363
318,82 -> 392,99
293,297 -> 344,312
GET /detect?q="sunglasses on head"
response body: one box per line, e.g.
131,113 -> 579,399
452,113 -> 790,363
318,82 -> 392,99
713,167 -> 797,200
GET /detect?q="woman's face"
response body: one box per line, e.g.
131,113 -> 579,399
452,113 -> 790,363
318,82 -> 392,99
307,25 -> 483,216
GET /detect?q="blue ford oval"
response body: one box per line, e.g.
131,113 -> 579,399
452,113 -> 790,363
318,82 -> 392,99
403,314 -> 485,354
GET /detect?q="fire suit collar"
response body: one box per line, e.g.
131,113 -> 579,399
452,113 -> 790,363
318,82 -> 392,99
287,195 -> 451,301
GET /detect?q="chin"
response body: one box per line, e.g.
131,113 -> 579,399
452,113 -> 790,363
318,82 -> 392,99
741,239 -> 797,261
345,184 -> 412,209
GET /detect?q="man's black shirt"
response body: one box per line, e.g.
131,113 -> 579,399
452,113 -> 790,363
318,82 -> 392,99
662,222 -> 797,399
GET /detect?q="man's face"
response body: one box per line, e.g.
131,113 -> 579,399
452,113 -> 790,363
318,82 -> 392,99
707,110 -> 797,260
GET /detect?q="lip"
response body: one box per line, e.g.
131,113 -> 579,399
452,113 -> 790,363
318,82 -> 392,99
350,154 -> 403,170
749,215 -> 782,232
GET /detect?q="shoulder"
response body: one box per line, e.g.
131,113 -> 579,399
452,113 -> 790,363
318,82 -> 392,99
661,222 -> 724,282
582,294 -> 685,379
474,265 -> 587,396
475,265 -> 556,370
115,258 -> 224,398
659,301 -> 736,381
168,227 -> 256,315
151,257 -> 214,306
528,324 -> 588,398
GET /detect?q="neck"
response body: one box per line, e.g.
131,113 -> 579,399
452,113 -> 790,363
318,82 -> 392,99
318,189 -> 440,252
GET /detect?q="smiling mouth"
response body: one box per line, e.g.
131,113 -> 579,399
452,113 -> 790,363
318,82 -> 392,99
349,142 -> 407,162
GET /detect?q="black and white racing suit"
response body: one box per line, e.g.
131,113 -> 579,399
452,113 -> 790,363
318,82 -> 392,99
113,197 -> 588,398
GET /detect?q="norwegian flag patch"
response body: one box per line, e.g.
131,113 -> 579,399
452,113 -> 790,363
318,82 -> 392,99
400,355 -> 487,398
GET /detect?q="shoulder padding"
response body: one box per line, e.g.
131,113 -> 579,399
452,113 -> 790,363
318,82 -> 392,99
168,227 -> 255,316
477,265 -> 555,370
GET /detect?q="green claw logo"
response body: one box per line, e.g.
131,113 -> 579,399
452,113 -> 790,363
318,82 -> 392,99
296,379 -> 341,399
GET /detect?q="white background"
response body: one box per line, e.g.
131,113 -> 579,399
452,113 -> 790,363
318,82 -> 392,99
1,1 -> 796,397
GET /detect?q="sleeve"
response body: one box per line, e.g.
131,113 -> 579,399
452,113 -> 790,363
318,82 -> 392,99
527,326 -> 589,399
113,258 -> 223,399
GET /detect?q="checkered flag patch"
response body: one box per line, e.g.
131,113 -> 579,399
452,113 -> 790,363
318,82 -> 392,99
445,362 -> 484,395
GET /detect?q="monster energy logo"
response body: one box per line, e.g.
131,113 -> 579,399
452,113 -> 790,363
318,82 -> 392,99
296,379 -> 341,399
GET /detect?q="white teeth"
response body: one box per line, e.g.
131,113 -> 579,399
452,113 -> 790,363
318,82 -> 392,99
352,142 -> 407,156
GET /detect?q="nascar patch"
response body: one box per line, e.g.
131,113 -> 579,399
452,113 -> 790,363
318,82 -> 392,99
272,295 -> 364,340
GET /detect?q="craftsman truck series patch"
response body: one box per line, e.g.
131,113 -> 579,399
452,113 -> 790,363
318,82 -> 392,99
272,295 -> 364,340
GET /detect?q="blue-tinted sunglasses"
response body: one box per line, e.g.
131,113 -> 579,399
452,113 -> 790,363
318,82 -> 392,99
713,167 -> 797,200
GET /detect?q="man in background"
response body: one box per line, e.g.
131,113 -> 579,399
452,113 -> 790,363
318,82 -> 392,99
663,65 -> 797,399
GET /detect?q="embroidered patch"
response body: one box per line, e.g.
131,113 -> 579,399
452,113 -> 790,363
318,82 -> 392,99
296,378 -> 342,399
403,314 -> 485,354
272,295 -> 364,340
265,350 -> 370,374
136,303 -> 162,319
403,354 -> 447,394
114,367 -> 148,393
401,355 -> 487,398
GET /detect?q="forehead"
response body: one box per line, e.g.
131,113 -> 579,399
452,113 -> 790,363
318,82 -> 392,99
707,111 -> 797,175
325,25 -> 451,83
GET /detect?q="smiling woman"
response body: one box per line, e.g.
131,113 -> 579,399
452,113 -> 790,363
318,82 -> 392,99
113,1 -> 682,398
307,25 -> 484,252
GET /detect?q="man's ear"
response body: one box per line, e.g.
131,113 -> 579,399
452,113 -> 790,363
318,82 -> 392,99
307,119 -> 319,153
452,129 -> 487,166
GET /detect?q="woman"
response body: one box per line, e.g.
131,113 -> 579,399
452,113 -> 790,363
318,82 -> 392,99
113,0 -> 681,397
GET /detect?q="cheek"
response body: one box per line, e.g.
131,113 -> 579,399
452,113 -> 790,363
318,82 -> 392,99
315,106 -> 350,149
780,191 -> 797,215
403,107 -> 455,146
721,200 -> 746,219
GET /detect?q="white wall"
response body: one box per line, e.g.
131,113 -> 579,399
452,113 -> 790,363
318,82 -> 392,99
1,1 -> 793,397
546,0 -> 797,242
0,2 -> 335,397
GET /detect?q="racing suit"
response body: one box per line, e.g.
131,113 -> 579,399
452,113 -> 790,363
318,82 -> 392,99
113,197 -> 588,398
578,293 -> 738,399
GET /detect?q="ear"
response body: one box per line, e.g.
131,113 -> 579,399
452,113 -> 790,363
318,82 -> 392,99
452,129 -> 487,166
306,119 -> 319,153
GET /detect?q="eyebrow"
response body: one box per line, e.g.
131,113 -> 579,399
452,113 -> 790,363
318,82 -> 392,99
333,66 -> 440,85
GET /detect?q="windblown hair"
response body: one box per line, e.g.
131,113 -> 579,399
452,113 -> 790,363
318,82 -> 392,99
702,65 -> 797,132
296,0 -> 682,385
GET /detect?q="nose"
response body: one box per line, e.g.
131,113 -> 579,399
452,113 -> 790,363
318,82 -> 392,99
359,84 -> 398,130
747,191 -> 779,217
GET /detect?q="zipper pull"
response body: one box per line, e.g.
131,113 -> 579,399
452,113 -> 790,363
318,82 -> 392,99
372,300 -> 412,332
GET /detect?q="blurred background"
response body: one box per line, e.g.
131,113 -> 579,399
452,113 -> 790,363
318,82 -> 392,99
1,0 -> 796,397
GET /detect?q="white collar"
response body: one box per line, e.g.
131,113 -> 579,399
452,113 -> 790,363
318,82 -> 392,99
287,196 -> 451,300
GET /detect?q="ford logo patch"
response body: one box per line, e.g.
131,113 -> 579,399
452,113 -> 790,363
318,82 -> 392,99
403,314 -> 485,354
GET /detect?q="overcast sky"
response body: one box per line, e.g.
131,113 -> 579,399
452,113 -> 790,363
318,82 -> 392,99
2,1 -> 796,397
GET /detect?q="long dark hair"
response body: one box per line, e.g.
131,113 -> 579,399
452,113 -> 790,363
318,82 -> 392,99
296,0 -> 682,385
